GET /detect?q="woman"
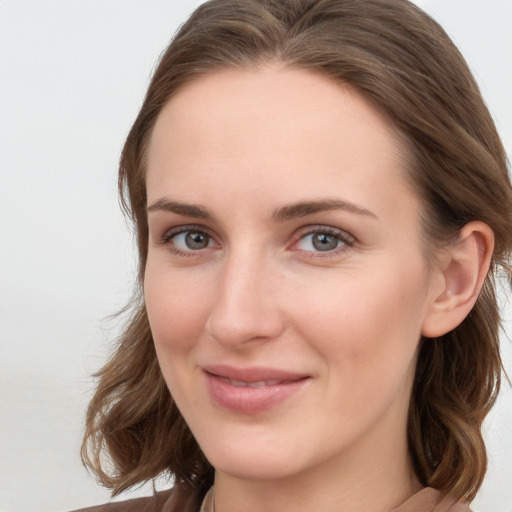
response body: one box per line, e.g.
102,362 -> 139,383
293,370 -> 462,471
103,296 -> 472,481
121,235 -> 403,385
78,0 -> 512,511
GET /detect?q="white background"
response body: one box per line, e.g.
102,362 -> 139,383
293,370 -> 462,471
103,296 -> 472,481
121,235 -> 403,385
0,1 -> 510,511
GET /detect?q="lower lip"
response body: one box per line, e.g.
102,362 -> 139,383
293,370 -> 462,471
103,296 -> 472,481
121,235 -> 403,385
204,373 -> 308,414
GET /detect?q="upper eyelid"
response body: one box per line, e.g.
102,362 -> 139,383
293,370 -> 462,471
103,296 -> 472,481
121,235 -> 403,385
159,226 -> 219,257
161,224 -> 215,242
291,225 -> 356,243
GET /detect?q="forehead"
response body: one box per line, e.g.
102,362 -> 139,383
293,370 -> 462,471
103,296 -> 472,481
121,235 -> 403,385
149,65 -> 403,158
146,66 -> 415,219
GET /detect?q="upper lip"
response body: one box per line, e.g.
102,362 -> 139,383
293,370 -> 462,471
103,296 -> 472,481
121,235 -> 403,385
203,364 -> 308,384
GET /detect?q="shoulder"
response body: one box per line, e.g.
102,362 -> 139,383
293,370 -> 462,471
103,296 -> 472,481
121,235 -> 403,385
70,490 -> 173,512
445,503 -> 472,512
393,487 -> 473,512
70,486 -> 202,512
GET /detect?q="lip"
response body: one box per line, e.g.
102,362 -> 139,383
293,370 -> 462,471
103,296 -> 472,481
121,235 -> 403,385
203,365 -> 309,414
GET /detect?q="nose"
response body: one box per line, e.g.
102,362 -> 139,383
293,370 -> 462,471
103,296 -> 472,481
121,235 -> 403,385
205,250 -> 285,349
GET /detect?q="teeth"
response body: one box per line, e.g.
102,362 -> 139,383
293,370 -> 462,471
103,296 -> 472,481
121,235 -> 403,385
229,379 -> 248,387
229,379 -> 282,387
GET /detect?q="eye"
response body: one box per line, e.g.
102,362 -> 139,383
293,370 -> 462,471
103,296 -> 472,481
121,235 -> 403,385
294,227 -> 354,254
162,227 -> 217,254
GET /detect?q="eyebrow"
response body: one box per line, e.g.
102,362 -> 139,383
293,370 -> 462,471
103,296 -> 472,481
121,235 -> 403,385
147,197 -> 377,222
272,199 -> 377,222
147,198 -> 215,219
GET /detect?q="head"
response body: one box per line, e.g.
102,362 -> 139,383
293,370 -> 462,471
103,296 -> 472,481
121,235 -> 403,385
82,0 -> 512,503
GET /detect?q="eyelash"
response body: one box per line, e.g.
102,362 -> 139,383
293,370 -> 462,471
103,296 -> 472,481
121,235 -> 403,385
159,225 -> 355,258
292,226 -> 355,257
160,226 -> 217,258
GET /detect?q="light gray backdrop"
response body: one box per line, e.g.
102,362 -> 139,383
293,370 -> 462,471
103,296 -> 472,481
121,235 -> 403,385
0,1 -> 510,511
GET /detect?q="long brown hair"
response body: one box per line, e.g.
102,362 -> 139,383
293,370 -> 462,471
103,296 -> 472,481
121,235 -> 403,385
82,0 -> 512,503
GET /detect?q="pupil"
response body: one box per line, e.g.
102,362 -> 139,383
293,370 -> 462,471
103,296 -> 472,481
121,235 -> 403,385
312,233 -> 338,251
185,232 -> 209,250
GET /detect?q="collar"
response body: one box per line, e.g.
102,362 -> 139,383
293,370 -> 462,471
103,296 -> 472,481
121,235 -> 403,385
198,486 -> 470,512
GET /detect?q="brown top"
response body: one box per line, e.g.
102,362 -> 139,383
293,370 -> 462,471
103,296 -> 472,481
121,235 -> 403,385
72,486 -> 472,512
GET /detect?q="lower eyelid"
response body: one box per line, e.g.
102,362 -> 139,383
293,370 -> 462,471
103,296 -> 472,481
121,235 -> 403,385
160,227 -> 220,257
157,225 -> 353,257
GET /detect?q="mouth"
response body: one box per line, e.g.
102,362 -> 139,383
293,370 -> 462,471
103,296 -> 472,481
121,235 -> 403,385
216,377 -> 293,388
202,365 -> 309,414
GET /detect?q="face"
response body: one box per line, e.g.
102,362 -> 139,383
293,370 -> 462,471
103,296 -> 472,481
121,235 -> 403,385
144,66 -> 439,485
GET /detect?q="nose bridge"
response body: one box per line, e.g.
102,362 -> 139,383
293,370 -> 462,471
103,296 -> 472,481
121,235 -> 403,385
206,244 -> 283,347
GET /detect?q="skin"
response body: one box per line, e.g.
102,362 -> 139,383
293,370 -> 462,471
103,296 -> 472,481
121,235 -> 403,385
143,65 -> 469,512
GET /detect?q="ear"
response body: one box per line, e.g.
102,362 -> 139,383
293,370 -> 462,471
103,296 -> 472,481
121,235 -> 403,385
421,221 -> 494,338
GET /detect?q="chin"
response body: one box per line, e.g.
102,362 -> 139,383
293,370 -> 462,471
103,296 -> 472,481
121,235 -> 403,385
212,454 -> 300,482
199,434 -> 305,482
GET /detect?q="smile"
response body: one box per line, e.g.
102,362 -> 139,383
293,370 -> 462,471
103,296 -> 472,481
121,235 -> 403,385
203,365 -> 309,414
219,377 -> 293,388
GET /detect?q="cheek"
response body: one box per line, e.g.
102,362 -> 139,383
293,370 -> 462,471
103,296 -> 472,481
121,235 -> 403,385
144,264 -> 212,353
291,263 -> 429,373
144,264 -> 215,410
292,267 -> 428,431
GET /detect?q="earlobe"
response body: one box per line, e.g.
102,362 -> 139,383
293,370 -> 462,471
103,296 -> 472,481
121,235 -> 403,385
421,222 -> 494,338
